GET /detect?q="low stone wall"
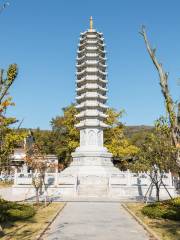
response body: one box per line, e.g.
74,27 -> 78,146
11,170 -> 177,200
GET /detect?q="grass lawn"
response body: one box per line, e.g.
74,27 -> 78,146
1,202 -> 65,240
126,203 -> 180,240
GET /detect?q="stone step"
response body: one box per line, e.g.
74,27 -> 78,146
78,185 -> 108,197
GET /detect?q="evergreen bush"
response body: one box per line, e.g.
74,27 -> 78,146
142,197 -> 180,221
0,198 -> 35,223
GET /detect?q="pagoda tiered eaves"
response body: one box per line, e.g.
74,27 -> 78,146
75,27 -> 109,130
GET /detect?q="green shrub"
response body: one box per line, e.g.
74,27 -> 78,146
163,209 -> 179,220
0,198 -> 36,223
7,205 -> 35,221
142,197 -> 180,221
142,205 -> 164,219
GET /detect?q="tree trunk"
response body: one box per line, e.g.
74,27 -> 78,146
155,183 -> 160,201
35,188 -> 39,205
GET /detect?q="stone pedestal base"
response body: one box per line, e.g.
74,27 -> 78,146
58,150 -> 119,197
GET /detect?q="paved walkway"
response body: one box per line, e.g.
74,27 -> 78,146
43,202 -> 150,240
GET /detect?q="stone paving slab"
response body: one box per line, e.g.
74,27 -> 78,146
43,202 -> 150,240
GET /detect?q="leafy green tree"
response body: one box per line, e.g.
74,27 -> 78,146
0,64 -> 25,172
50,104 -> 79,167
33,128 -> 53,154
104,108 -> 139,169
130,116 -> 177,201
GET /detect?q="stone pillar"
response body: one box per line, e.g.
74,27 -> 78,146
55,165 -> 59,186
127,169 -> 131,186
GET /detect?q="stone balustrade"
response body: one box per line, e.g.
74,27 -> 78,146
13,170 -> 175,200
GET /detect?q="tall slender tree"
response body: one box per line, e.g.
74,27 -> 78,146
0,64 -> 25,172
140,26 -> 180,168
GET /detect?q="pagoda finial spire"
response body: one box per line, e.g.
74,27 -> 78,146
90,16 -> 93,31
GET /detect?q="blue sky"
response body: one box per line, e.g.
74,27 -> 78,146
1,0 -> 180,129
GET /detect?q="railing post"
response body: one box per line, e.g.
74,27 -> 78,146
108,176 -> 111,196
55,167 -> 59,186
168,170 -> 173,186
127,169 -> 131,186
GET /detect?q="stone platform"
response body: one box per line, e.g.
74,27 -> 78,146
12,145 -> 176,201
12,155 -> 176,201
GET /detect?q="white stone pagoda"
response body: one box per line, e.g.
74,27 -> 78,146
72,17 -> 113,164
58,17 -> 119,196
75,16 -> 109,153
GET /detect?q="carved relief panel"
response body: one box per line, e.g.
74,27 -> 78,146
88,130 -> 96,145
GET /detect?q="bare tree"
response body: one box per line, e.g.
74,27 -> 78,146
25,142 -> 47,205
140,26 -> 180,168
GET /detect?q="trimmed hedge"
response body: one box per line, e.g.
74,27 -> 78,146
142,197 -> 180,221
0,198 -> 35,223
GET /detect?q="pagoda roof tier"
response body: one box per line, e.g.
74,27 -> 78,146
76,69 -> 107,76
76,74 -> 106,81
76,115 -> 107,121
77,51 -> 106,59
98,69 -> 107,76
76,92 -> 107,102
80,38 -> 104,46
77,47 -> 106,54
76,75 -> 108,84
80,32 -> 103,37
77,46 -> 106,53
77,99 -> 106,105
80,31 -> 103,36
76,110 -> 107,119
77,89 -> 107,96
80,29 -> 102,35
80,30 -> 97,36
76,67 -> 106,73
78,40 -> 105,47
77,67 -> 107,74
77,82 -> 106,89
84,34 -> 97,39
75,120 -> 108,129
76,102 -> 108,110
76,89 -> 107,96
75,113 -> 107,122
76,60 -> 107,68
77,57 -> 106,66
77,69 -> 106,76
90,31 -> 103,36
76,54 -> 107,61
79,34 -> 104,42
86,33 -> 104,38
76,77 -> 107,84
76,84 -> 108,93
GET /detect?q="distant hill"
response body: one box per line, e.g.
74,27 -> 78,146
124,125 -> 154,138
20,125 -> 154,137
